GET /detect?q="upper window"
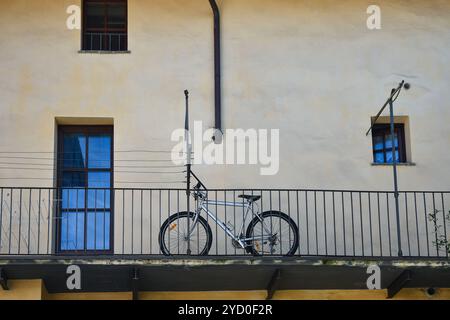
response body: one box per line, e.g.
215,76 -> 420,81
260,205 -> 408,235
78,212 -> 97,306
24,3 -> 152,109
82,0 -> 128,51
372,123 -> 407,164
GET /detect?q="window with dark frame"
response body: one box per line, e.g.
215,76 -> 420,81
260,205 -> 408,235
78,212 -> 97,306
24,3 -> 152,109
57,126 -> 114,253
82,0 -> 128,51
371,123 -> 407,164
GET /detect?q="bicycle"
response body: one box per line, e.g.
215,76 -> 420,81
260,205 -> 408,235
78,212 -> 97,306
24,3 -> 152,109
159,173 -> 299,256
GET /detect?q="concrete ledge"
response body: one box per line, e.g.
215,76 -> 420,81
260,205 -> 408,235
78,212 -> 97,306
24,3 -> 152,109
371,162 -> 416,166
0,257 -> 449,294
78,50 -> 131,54
1,256 -> 449,268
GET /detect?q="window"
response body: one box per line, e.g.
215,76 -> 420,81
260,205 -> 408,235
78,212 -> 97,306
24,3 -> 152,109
372,123 -> 407,164
57,126 -> 113,253
82,0 -> 127,51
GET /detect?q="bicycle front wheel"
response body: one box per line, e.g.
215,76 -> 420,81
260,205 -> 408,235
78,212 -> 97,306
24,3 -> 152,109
246,211 -> 299,256
159,211 -> 212,256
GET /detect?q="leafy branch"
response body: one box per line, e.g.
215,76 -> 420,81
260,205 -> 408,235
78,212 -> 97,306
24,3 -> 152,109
428,209 -> 450,254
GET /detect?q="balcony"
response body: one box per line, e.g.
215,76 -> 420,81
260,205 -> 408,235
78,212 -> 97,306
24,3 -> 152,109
0,187 -> 449,258
0,187 -> 449,296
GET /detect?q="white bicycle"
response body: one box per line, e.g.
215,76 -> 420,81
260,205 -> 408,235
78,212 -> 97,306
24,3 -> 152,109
159,174 -> 299,256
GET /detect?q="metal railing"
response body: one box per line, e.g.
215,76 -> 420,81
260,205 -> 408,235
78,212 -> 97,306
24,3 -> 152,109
83,32 -> 127,52
0,187 -> 449,259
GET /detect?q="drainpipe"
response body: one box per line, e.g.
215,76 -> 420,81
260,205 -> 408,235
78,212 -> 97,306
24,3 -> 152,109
209,0 -> 222,143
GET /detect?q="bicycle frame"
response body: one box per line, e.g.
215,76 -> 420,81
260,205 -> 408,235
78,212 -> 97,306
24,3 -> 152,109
188,195 -> 274,249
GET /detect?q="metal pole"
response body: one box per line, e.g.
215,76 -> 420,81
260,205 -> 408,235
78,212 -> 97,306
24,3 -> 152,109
389,89 -> 403,257
184,90 -> 192,255
366,81 -> 404,136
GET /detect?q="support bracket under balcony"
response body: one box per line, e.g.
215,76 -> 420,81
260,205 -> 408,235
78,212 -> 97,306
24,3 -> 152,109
131,268 -> 140,300
0,268 -> 8,291
266,269 -> 281,300
387,270 -> 412,299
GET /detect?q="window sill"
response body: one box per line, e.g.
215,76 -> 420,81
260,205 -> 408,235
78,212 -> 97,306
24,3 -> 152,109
371,162 -> 416,167
78,50 -> 131,54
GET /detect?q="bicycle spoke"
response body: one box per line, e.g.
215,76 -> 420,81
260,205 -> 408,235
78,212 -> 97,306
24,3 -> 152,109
163,215 -> 210,255
249,213 -> 297,256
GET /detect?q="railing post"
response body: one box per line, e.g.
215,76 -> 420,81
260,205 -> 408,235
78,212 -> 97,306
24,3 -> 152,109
389,90 -> 403,257
54,188 -> 61,255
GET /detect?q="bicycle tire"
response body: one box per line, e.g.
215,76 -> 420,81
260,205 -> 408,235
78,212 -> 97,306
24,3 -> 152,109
159,211 -> 213,256
245,211 -> 299,256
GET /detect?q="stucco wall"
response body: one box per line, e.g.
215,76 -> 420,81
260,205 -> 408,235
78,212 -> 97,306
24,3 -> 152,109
0,280 -> 45,300
0,0 -> 449,191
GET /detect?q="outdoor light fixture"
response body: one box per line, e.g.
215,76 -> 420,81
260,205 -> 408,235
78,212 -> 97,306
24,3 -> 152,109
427,287 -> 436,296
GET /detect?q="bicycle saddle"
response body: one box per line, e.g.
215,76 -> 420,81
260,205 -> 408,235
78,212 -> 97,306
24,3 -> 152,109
238,195 -> 261,202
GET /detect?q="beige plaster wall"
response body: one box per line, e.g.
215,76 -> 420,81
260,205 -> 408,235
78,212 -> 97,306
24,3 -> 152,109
0,1 -> 450,256
0,0 -> 449,190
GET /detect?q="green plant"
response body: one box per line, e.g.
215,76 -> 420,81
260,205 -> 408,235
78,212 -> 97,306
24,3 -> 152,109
428,209 -> 450,254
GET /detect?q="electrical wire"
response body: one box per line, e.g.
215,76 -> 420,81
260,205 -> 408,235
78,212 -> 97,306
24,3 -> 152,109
0,162 -> 53,167
0,155 -> 190,161
0,150 -> 192,154
0,162 -> 187,168
0,151 -> 190,185
0,177 -> 186,184
0,167 -> 186,174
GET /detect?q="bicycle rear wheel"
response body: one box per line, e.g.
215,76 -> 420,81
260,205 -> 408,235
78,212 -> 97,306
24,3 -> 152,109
246,211 -> 299,256
159,211 -> 212,256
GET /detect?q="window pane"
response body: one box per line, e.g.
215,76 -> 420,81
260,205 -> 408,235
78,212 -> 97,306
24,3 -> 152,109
85,3 -> 105,29
62,171 -> 86,187
107,4 -> 127,29
88,135 -> 111,169
374,152 -> 384,163
60,211 -> 85,251
63,134 -> 86,168
88,189 -> 111,210
386,151 -> 399,163
385,133 -> 398,149
86,211 -> 111,250
62,172 -> 86,209
373,135 -> 384,151
88,172 -> 111,209
88,171 -> 110,188
62,188 -> 85,210
108,34 -> 125,51
84,33 -> 103,51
